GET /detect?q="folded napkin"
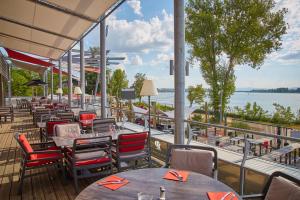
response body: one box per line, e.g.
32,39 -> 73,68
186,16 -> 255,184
163,170 -> 189,182
97,175 -> 129,191
207,192 -> 238,200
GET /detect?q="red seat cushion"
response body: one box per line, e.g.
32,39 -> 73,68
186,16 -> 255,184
119,132 -> 148,153
47,121 -> 68,137
74,157 -> 111,166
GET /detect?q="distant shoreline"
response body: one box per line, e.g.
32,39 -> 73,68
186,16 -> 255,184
158,89 -> 300,94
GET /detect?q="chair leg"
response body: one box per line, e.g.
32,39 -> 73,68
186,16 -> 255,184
18,165 -> 26,194
73,169 -> 79,193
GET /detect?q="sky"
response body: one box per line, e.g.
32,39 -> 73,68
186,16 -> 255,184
83,0 -> 300,89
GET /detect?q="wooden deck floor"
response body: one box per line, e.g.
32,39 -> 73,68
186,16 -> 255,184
0,111 -> 157,200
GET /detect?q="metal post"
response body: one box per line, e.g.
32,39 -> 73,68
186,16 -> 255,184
50,65 -> 53,101
0,75 -> 3,106
220,89 -> 223,123
43,70 -> 46,97
44,70 -> 48,97
174,0 -> 185,144
68,50 -> 73,107
80,39 -> 85,109
100,19 -> 107,118
58,59 -> 62,103
7,64 -> 12,105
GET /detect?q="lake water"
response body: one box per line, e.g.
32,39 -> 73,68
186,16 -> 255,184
143,92 -> 300,114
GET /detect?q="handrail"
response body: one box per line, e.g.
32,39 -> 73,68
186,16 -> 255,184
106,106 -> 300,143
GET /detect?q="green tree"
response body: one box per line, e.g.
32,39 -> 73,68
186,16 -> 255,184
186,0 -> 287,121
187,85 -> 206,107
131,73 -> 146,102
272,103 -> 295,124
108,69 -> 128,103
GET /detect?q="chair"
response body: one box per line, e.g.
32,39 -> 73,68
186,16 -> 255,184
165,144 -> 218,179
56,111 -> 74,121
0,106 -> 14,122
43,120 -> 69,141
53,123 -> 82,137
79,111 -> 97,128
14,133 -> 64,194
92,118 -> 116,133
243,171 -> 300,200
112,132 -> 150,171
65,136 -> 113,192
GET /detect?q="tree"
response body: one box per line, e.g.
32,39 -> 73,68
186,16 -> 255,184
108,69 -> 128,103
186,0 -> 287,121
187,85 -> 206,107
131,73 -> 146,102
272,103 -> 295,124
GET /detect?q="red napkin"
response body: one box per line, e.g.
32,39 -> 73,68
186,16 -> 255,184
207,192 -> 238,200
97,175 -> 129,191
163,170 -> 189,182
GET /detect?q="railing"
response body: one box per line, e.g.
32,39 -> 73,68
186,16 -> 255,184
100,105 -> 300,195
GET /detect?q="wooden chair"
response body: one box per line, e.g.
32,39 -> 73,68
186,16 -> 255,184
65,136 -> 113,192
112,132 -> 150,171
165,144 -> 218,179
14,133 -> 64,194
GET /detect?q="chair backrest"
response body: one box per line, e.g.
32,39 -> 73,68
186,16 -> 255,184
79,111 -> 96,120
117,132 -> 148,154
263,171 -> 300,200
72,136 -> 112,164
46,120 -> 69,137
166,144 -> 218,178
15,133 -> 36,160
92,118 -> 116,133
54,123 -> 81,137
56,112 -> 74,121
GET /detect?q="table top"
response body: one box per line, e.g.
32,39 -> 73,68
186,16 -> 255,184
52,129 -> 136,147
75,168 -> 240,200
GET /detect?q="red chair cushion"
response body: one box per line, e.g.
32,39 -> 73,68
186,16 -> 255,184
80,113 -> 96,120
19,134 -> 34,156
119,132 -> 148,153
74,157 -> 111,166
47,121 -> 68,137
26,152 -> 63,167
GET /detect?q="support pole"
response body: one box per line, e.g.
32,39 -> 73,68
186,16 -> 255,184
80,39 -> 85,109
174,0 -> 185,144
7,64 -> 12,105
100,19 -> 107,118
68,50 -> 73,107
0,75 -> 4,106
44,70 -> 48,97
50,65 -> 53,101
58,59 -> 62,103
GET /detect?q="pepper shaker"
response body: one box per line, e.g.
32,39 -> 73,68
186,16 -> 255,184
159,186 -> 166,200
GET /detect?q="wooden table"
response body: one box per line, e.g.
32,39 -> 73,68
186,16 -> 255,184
52,129 -> 136,147
75,168 -> 241,200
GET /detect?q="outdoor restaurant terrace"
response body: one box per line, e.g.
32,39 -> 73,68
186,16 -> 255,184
0,1 -> 299,200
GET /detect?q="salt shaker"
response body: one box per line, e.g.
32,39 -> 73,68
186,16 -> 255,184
159,186 -> 166,200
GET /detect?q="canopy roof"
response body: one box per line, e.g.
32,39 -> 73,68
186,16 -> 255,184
0,0 -> 119,60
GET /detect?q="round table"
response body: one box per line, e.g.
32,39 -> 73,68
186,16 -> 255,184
75,168 -> 240,200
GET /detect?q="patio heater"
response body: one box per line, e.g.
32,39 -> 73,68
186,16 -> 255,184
140,80 -> 158,164
56,88 -> 63,103
74,87 -> 82,107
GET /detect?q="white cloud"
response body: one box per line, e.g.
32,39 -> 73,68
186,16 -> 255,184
130,55 -> 143,65
106,10 -> 173,54
127,0 -> 143,16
